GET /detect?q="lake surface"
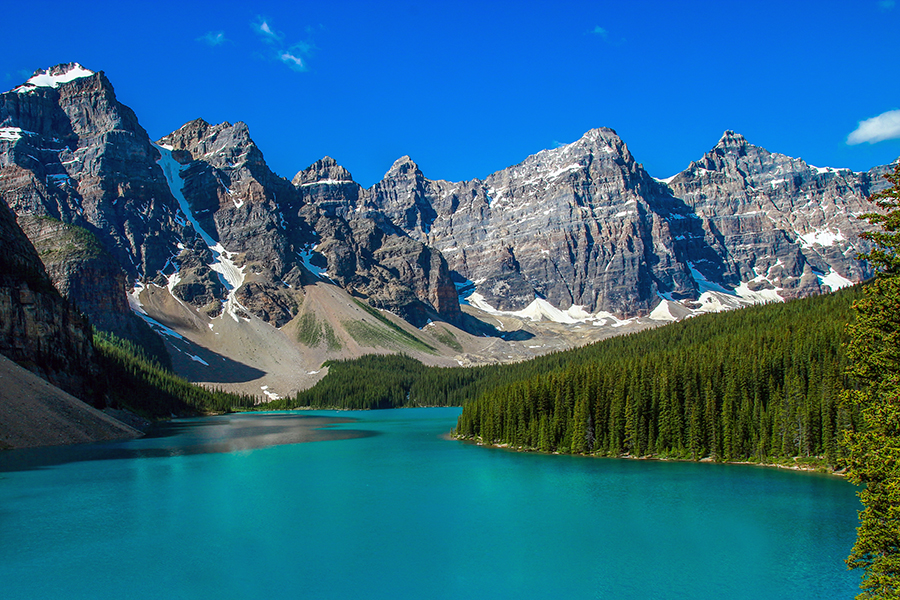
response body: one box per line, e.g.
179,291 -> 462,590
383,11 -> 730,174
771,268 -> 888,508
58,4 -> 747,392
0,408 -> 860,599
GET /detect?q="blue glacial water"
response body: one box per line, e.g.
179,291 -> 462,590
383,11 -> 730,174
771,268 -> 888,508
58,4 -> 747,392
0,408 -> 860,599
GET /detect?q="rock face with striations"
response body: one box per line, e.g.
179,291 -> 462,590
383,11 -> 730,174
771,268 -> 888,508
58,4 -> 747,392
666,130 -> 887,298
0,64 -> 183,277
1,63 -> 894,380
291,156 -> 462,326
0,199 -> 99,403
0,64 -> 183,348
158,119 -> 462,327
0,66 -> 461,343
366,129 -> 702,315
363,128 -> 891,316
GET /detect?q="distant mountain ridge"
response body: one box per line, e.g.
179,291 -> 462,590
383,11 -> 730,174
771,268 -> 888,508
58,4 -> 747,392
0,63 -> 894,397
361,127 -> 890,318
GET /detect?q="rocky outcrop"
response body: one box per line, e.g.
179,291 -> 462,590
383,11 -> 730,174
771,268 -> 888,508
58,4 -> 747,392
1,63 -> 894,376
155,118 -> 304,324
666,131 -> 887,298
158,119 -> 296,272
14,214 -> 169,362
364,128 -> 892,316
0,64 -> 184,357
157,117 -> 462,328
0,199 -> 99,403
0,64 -> 183,279
292,158 -> 462,326
1,64 -> 464,338
366,129 -> 701,315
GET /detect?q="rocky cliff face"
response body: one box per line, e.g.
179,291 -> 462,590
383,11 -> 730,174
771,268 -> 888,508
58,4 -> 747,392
1,63 -> 894,395
0,199 -> 98,402
14,214 -> 169,363
666,131 -> 886,299
0,64 -> 182,278
157,119 -> 462,328
366,129 -> 707,315
291,157 -> 462,326
363,128 -> 891,317
1,65 -> 460,350
0,64 -> 185,349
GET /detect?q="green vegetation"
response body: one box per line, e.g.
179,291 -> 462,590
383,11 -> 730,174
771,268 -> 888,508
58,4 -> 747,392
268,353 -> 492,410
276,287 -> 861,464
32,216 -> 107,262
323,320 -> 342,351
342,299 -> 436,353
94,331 -> 257,418
455,287 -> 857,467
844,163 -> 900,599
297,312 -> 323,346
296,312 -> 342,350
433,326 -> 463,352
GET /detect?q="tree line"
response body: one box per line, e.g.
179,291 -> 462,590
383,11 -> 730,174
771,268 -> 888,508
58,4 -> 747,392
273,284 -> 861,472
454,287 -> 858,466
94,330 -> 258,418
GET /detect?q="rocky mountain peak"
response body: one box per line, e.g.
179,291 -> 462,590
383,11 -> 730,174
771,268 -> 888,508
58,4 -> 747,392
579,126 -> 622,145
292,156 -> 354,186
516,126 -> 634,179
158,118 -> 213,151
385,155 -> 422,179
714,130 -> 751,153
158,119 -> 257,164
14,63 -> 96,93
565,127 -> 629,159
678,130 -> 760,177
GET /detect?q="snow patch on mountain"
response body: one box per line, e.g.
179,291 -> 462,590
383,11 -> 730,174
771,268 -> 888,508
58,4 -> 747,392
297,245 -> 330,280
260,385 -> 280,400
687,262 -> 785,313
798,227 -> 846,248
0,127 -> 31,142
15,64 -> 94,92
127,282 -> 186,341
155,144 -> 247,321
466,292 -> 633,327
298,179 -> 350,187
816,268 -> 854,292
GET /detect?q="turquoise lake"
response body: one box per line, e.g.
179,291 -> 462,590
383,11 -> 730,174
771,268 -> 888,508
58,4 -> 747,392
0,407 -> 860,599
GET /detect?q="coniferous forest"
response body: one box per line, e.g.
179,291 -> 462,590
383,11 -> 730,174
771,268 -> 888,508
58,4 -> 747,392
272,284 -> 862,468
841,163 -> 900,599
94,331 -> 258,418
455,287 -> 858,466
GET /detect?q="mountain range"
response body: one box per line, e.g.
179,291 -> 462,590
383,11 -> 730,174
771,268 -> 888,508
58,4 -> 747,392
0,63 -> 893,401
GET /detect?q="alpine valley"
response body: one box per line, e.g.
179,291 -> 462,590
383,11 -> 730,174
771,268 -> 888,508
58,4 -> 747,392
0,63 -> 894,408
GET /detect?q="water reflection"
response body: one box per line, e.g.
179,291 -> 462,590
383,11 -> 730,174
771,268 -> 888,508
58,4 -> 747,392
0,412 -> 375,473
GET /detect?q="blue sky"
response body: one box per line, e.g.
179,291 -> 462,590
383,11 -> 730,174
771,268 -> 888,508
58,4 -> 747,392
3,0 -> 899,187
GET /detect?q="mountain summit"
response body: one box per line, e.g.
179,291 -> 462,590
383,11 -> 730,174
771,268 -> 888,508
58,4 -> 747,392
0,64 -> 894,398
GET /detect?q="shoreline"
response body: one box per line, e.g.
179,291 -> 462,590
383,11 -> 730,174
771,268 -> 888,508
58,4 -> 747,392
452,435 -> 847,477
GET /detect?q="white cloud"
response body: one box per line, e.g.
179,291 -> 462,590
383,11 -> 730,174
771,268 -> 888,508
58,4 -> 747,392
879,0 -> 895,10
198,31 -> 227,46
253,17 -> 284,43
591,25 -> 608,38
280,51 -> 306,72
847,109 -> 900,145
251,16 -> 314,73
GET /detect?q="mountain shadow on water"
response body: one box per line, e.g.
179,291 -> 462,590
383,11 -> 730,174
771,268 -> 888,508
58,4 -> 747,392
0,413 -> 376,472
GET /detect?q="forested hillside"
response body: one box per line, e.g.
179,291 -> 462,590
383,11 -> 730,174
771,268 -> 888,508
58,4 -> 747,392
455,287 -> 859,466
272,286 -> 860,468
95,332 -> 258,418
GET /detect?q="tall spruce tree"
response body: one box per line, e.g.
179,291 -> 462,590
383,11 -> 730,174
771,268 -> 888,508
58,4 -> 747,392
845,163 -> 900,599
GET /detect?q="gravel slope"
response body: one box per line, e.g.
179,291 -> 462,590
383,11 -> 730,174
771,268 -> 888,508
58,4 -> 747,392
0,354 -> 141,449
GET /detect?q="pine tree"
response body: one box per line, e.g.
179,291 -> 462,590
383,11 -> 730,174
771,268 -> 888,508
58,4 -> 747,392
845,163 -> 900,599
